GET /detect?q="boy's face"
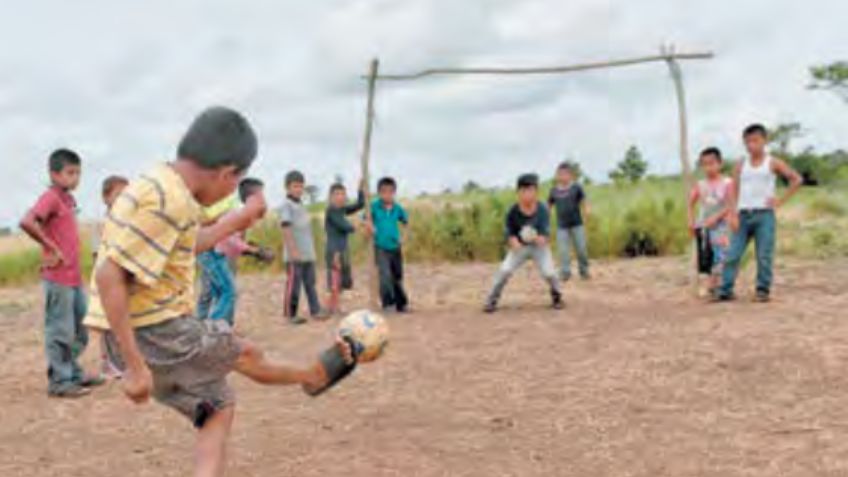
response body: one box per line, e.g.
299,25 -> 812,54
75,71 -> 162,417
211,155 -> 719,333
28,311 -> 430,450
744,133 -> 766,156
104,183 -> 127,208
379,185 -> 395,203
199,165 -> 243,206
287,181 -> 305,199
331,188 -> 347,207
556,168 -> 573,185
517,186 -> 538,205
700,154 -> 722,177
50,164 -> 81,191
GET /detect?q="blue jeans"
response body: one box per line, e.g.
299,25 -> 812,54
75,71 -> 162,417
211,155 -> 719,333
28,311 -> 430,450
43,281 -> 88,392
556,225 -> 589,278
196,250 -> 237,325
720,210 -> 776,296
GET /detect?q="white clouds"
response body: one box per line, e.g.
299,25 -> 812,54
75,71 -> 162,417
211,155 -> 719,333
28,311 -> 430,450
0,0 -> 846,226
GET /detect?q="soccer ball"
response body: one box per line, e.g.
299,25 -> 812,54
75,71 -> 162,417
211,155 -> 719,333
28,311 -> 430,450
519,225 -> 538,243
337,310 -> 389,363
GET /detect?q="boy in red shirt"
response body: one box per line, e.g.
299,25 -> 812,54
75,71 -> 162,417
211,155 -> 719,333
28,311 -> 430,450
20,149 -> 102,397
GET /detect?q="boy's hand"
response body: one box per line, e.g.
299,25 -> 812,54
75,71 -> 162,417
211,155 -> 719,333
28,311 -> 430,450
243,192 -> 268,220
767,197 -> 782,210
508,237 -> 522,251
122,363 -> 154,404
43,247 -> 65,269
728,213 -> 740,232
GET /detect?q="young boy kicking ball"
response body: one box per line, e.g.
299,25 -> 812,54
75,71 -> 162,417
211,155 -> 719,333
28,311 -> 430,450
84,107 -> 355,477
484,173 -> 564,313
687,148 -> 733,294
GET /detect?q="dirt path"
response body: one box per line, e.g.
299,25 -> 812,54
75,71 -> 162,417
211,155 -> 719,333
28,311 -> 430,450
0,257 -> 846,477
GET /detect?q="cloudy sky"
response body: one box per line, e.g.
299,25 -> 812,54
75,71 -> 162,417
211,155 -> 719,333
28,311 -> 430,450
1,0 -> 846,226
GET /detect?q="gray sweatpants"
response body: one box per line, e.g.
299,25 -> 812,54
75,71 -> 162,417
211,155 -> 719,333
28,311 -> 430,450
486,245 -> 561,305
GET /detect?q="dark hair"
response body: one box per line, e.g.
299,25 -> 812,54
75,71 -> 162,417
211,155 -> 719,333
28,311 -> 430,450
101,175 -> 129,198
238,177 -> 264,203
743,123 -> 767,139
377,176 -> 397,191
557,161 -> 574,173
699,147 -> 723,163
48,148 -> 81,173
285,170 -> 305,186
177,106 -> 257,172
516,173 -> 539,190
329,183 -> 346,194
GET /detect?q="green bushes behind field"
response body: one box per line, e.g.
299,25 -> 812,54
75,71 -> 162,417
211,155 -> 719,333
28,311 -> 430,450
2,180 -> 846,285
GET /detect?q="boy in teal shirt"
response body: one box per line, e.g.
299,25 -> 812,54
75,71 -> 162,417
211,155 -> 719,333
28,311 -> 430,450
368,177 -> 409,312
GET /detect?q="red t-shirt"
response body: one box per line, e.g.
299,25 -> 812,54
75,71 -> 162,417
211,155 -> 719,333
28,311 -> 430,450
30,186 -> 82,287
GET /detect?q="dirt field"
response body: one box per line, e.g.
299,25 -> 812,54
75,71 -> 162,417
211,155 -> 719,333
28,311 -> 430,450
0,257 -> 847,477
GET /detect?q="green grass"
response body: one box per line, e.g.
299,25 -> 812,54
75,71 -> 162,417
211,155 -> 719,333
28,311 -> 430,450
1,180 -> 846,286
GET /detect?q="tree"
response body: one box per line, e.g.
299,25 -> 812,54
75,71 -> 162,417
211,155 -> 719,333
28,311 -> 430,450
809,62 -> 848,102
767,122 -> 803,157
462,180 -> 482,194
304,184 -> 320,204
609,146 -> 648,183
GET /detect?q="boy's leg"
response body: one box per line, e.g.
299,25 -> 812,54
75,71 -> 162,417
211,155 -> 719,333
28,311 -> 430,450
753,210 -> 776,297
571,225 -> 590,278
71,286 -> 90,382
718,214 -> 753,298
390,249 -> 409,311
195,251 -> 215,320
302,262 -> 325,317
485,248 -> 530,307
194,405 -> 235,477
375,248 -> 395,309
43,281 -> 84,395
556,228 -> 572,280
340,250 -> 354,290
208,253 -> 238,326
283,262 -> 303,320
532,246 -> 563,305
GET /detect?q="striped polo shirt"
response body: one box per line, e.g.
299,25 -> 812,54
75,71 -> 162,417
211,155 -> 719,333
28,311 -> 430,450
84,163 -> 202,330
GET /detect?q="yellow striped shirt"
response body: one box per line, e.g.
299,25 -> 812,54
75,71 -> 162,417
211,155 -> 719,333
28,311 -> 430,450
84,163 -> 202,330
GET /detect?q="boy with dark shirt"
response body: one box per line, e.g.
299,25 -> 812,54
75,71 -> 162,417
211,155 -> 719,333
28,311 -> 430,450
484,173 -> 564,313
324,180 -> 365,314
20,149 -> 103,397
548,162 -> 591,280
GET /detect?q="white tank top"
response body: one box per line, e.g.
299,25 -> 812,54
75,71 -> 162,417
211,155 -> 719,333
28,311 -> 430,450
737,155 -> 775,210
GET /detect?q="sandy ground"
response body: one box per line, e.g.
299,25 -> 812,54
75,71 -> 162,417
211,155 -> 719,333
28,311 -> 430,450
0,257 -> 847,477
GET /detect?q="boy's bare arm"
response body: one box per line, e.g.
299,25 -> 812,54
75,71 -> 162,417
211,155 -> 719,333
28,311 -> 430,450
19,211 -> 59,253
196,193 -> 267,253
771,159 -> 803,208
95,258 -> 153,403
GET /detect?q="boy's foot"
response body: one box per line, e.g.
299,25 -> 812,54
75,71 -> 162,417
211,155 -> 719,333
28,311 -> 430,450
552,295 -> 565,310
289,315 -> 308,325
559,273 -> 571,282
580,272 -> 591,281
79,374 -> 107,388
755,290 -> 771,303
312,309 -> 331,321
396,306 -> 411,314
48,385 -> 91,399
710,292 -> 736,303
483,302 -> 497,314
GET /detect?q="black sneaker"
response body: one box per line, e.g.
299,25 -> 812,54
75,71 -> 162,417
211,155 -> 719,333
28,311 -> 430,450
289,315 -> 308,325
755,290 -> 771,303
710,292 -> 736,303
483,302 -> 497,314
552,295 -> 565,310
48,385 -> 91,399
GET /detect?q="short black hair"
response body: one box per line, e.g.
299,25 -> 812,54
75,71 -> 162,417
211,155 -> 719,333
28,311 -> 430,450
238,177 -> 264,203
699,147 -> 723,163
285,170 -> 305,186
48,148 -> 81,173
743,123 -> 768,139
177,106 -> 257,172
101,175 -> 128,198
377,176 -> 397,191
329,183 -> 346,194
516,173 -> 539,190
557,161 -> 573,173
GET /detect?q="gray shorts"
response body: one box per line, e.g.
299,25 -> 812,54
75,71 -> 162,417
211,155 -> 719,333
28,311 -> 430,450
105,316 -> 242,426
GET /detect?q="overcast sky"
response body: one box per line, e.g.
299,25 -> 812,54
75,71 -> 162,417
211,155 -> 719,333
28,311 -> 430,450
1,0 -> 846,226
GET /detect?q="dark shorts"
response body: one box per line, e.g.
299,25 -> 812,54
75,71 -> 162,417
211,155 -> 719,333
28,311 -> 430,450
105,316 -> 241,426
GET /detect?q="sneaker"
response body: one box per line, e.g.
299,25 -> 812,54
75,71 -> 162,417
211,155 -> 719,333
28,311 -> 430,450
755,290 -> 771,303
79,374 -> 106,388
710,292 -> 736,303
312,309 -> 331,321
48,385 -> 91,399
483,302 -> 498,314
552,295 -> 565,310
559,273 -> 572,282
396,306 -> 411,314
289,315 -> 308,325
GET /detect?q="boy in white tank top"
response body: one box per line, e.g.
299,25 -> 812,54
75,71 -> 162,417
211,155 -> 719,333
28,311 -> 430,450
715,124 -> 802,302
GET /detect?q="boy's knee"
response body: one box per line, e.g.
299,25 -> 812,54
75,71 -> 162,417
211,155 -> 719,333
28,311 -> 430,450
237,340 -> 265,364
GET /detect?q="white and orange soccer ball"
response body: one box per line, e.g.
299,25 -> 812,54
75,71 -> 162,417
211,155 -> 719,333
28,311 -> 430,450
337,309 -> 389,363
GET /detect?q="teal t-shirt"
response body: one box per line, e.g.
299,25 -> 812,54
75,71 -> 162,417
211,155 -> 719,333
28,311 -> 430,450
370,199 -> 408,251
